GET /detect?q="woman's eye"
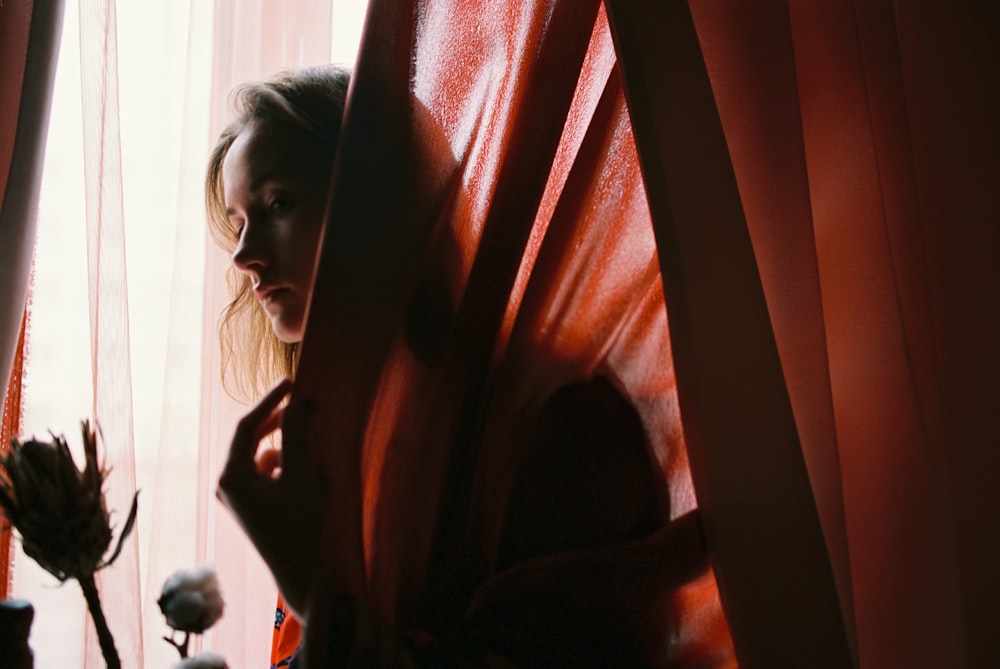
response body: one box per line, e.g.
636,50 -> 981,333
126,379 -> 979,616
269,198 -> 291,213
234,223 -> 245,239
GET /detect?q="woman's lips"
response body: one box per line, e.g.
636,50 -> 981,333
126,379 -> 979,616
255,285 -> 289,307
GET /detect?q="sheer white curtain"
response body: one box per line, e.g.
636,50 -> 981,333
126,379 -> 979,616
10,0 -> 366,666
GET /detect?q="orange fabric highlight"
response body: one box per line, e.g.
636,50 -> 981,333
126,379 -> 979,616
0,310 -> 27,598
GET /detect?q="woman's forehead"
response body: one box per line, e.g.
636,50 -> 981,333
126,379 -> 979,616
223,121 -> 329,193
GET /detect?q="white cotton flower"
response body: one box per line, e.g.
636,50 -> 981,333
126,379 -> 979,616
158,564 -> 225,633
172,651 -> 228,669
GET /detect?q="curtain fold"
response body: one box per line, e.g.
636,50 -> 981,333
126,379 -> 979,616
139,0 -> 214,663
604,1 -> 852,666
786,2 -> 968,665
686,1 -> 999,666
300,0 -> 998,666
880,3 -> 999,665
298,0 -> 736,664
0,0 -> 65,602
684,3 -> 856,653
77,0 -> 145,664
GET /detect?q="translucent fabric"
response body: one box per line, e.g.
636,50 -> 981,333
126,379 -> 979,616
3,0 -> 358,666
686,2 -> 999,666
606,1 -> 852,664
296,0 -> 999,667
297,0 -> 737,664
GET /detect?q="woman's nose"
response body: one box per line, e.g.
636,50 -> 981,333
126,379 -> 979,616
231,222 -> 270,275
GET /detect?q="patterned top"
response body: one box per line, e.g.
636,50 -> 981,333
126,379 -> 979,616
270,594 -> 302,668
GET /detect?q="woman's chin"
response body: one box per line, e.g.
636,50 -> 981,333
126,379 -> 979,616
270,316 -> 305,344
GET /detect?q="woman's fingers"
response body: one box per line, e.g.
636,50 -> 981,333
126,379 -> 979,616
230,377 -> 292,458
214,377 -> 326,619
254,447 -> 282,478
219,378 -> 292,502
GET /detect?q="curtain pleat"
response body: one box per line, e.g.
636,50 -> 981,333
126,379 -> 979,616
605,1 -> 853,666
0,0 -> 65,605
682,1 -> 997,666
607,1 -> 999,664
78,0 -> 144,665
888,3 -> 1000,665
138,0 -> 214,664
0,0 -> 34,600
685,4 -> 857,657
0,1 -> 33,399
788,2 -> 967,666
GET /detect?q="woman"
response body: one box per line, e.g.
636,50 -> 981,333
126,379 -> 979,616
209,65 -> 730,668
206,64 -> 350,668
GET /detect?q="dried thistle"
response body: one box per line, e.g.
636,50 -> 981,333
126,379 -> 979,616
0,420 -> 139,669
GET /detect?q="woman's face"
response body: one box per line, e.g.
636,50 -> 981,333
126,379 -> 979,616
223,120 -> 335,343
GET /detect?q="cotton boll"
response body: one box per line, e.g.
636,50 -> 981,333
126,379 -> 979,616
158,564 -> 225,633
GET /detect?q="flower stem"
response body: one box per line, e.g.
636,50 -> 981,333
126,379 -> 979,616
163,630 -> 191,658
79,575 -> 122,669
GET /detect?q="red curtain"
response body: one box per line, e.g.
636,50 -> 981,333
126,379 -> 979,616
682,1 -> 999,666
607,1 -> 853,665
296,0 -> 998,667
299,0 -> 734,664
3,0 -> 996,665
0,0 -> 65,600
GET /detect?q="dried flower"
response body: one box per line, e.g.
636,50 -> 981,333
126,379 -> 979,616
172,651 -> 229,669
159,564 -> 225,633
0,420 -> 139,669
0,421 -> 137,581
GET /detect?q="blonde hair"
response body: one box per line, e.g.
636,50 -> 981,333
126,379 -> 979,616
205,64 -> 351,402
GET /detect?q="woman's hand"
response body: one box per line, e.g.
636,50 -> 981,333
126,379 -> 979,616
216,378 -> 321,618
